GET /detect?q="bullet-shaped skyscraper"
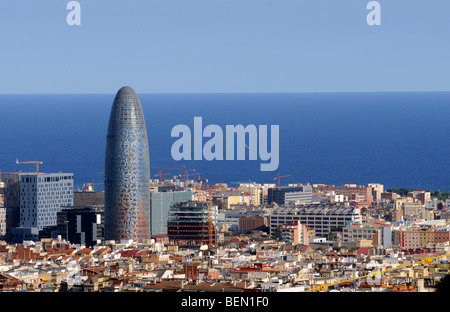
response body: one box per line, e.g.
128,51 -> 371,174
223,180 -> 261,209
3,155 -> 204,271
105,86 -> 151,242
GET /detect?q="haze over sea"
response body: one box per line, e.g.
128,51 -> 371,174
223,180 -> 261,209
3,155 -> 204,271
0,92 -> 449,192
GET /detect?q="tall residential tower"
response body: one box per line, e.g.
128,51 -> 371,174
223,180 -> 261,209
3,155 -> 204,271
105,86 -> 151,242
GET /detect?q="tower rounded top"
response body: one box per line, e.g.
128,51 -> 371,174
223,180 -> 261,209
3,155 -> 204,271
116,86 -> 138,97
112,86 -> 141,110
108,85 -> 146,134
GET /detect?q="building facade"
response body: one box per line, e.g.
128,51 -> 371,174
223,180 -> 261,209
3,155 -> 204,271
0,206 -> 5,238
402,202 -> 434,221
403,228 -> 421,249
19,173 -> 74,230
3,172 -> 24,241
56,206 -> 104,247
167,201 -> 218,246
270,204 -> 362,237
313,184 -> 373,207
280,221 -> 309,245
104,86 -> 151,242
239,214 -> 266,231
150,190 -> 193,235
268,185 -> 313,206
342,222 -> 380,243
74,190 -> 104,206
0,180 -> 4,237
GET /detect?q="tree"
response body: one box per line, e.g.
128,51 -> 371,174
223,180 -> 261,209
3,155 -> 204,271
272,226 -> 282,240
386,188 -> 412,197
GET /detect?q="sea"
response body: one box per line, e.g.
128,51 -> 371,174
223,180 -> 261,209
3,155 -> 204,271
0,92 -> 449,192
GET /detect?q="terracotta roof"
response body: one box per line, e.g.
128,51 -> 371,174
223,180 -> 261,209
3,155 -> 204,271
0,245 -> 9,253
297,245 -> 314,253
119,250 -> 140,258
94,248 -> 112,255
143,280 -> 248,292
136,250 -> 151,257
60,247 -> 76,255
82,267 -> 107,275
0,274 -> 25,285
356,247 -> 374,254
76,248 -> 93,255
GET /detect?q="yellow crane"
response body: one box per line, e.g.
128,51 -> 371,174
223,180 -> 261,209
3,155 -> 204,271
304,252 -> 450,292
16,158 -> 43,173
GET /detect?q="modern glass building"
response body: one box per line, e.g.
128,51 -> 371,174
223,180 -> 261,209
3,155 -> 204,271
167,201 -> 219,246
150,190 -> 193,235
104,86 -> 151,242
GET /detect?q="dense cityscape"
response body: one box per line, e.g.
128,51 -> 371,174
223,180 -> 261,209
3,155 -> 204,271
0,176 -> 449,293
0,87 -> 449,294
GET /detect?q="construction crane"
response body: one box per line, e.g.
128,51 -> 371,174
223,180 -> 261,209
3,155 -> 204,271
16,158 -> 43,174
274,173 -> 291,187
196,174 -> 208,191
154,166 -> 195,183
231,180 -> 255,206
154,171 -> 172,183
304,252 -> 450,292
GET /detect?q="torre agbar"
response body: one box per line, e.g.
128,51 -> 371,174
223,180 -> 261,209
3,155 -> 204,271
104,86 -> 151,242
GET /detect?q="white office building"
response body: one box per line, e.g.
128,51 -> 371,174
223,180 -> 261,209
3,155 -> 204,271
20,173 -> 74,230
270,204 -> 362,237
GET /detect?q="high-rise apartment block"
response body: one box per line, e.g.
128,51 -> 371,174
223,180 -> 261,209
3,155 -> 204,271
2,172 -> 74,243
19,173 -> 74,230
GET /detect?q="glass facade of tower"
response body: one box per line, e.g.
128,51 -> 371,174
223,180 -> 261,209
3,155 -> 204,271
105,86 -> 151,242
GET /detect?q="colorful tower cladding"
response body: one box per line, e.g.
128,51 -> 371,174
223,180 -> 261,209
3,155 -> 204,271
104,86 -> 151,242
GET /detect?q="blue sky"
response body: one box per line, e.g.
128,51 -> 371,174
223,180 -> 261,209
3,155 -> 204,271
0,0 -> 449,94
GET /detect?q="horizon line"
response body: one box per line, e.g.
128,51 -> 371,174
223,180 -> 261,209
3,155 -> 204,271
1,90 -> 450,96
